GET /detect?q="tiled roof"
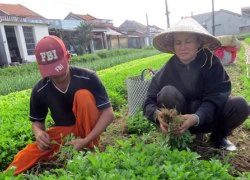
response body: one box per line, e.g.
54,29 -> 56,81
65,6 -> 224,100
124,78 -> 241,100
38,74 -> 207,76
65,12 -> 114,28
0,3 -> 44,18
119,20 -> 147,33
75,14 -> 96,21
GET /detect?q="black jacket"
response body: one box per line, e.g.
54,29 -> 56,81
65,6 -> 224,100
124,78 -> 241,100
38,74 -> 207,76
143,49 -> 231,126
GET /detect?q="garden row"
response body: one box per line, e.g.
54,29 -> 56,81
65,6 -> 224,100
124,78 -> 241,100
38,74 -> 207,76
0,47 -> 160,95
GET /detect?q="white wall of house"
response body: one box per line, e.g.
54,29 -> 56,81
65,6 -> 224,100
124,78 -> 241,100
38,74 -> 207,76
27,24 -> 49,62
0,22 -> 48,64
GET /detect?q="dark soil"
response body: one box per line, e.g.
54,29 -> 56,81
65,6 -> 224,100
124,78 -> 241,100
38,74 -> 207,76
190,127 -> 250,174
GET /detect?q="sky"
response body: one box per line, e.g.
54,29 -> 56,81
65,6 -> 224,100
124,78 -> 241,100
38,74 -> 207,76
1,0 -> 250,29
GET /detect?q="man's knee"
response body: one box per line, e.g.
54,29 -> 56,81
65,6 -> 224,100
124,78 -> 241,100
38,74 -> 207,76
74,89 -> 97,109
75,89 -> 93,98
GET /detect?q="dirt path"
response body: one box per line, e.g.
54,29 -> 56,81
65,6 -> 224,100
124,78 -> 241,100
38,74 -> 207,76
244,42 -> 250,58
243,42 -> 250,78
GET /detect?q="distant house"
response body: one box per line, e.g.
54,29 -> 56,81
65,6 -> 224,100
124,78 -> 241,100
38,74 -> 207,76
0,3 -> 49,66
241,6 -> 250,16
119,20 -> 163,48
192,9 -> 250,36
62,12 -> 127,52
240,7 -> 250,33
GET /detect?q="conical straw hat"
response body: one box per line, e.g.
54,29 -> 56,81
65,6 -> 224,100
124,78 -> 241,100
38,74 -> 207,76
153,17 -> 221,53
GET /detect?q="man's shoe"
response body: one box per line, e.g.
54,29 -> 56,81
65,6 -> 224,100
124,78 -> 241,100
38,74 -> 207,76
212,137 -> 237,151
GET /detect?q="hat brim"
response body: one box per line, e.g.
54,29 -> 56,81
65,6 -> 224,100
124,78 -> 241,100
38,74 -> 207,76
38,57 -> 69,78
153,18 -> 221,53
153,30 -> 221,53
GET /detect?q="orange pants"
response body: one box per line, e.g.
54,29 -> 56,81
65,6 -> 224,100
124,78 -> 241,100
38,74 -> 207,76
5,90 -> 100,175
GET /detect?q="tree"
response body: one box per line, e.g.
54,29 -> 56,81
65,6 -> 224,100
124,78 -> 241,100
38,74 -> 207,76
76,21 -> 93,54
50,28 -> 78,54
49,21 -> 93,55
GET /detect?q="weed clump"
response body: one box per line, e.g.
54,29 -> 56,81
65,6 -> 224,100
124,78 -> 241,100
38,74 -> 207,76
157,108 -> 193,150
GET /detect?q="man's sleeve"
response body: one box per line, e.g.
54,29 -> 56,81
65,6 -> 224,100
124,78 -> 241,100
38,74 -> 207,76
90,72 -> 111,110
29,87 -> 48,122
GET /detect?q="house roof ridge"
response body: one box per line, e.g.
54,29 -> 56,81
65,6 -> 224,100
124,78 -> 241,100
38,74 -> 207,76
192,8 -> 242,22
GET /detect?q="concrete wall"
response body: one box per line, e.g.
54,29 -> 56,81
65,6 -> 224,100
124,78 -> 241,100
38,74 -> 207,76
213,11 -> 243,35
202,11 -> 242,36
240,26 -> 250,33
119,37 -> 128,48
240,16 -> 250,33
128,37 -> 146,48
111,36 -> 120,49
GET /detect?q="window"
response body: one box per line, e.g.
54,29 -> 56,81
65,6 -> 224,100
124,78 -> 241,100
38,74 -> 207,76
23,26 -> 35,55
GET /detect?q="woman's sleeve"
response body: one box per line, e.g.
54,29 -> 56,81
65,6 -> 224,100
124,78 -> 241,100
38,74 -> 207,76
195,59 -> 231,126
143,76 -> 160,122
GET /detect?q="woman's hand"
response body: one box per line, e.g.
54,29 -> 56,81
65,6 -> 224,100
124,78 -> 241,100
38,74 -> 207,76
174,114 -> 197,135
158,117 -> 169,134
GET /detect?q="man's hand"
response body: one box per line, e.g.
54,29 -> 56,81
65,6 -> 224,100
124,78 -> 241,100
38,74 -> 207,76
174,114 -> 197,135
32,121 -> 51,151
66,107 -> 114,151
35,130 -> 51,151
67,138 -> 88,151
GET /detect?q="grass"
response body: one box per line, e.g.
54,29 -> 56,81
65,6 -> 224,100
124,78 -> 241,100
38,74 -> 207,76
244,38 -> 250,45
236,33 -> 250,40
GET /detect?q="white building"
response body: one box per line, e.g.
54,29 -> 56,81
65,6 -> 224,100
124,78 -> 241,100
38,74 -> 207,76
0,4 -> 49,66
0,16 -> 49,66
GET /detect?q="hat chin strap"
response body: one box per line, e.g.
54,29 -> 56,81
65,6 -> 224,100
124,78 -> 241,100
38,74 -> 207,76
170,45 -> 215,69
199,46 -> 214,69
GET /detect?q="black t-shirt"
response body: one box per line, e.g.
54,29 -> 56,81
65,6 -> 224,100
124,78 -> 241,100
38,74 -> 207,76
30,66 -> 111,126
